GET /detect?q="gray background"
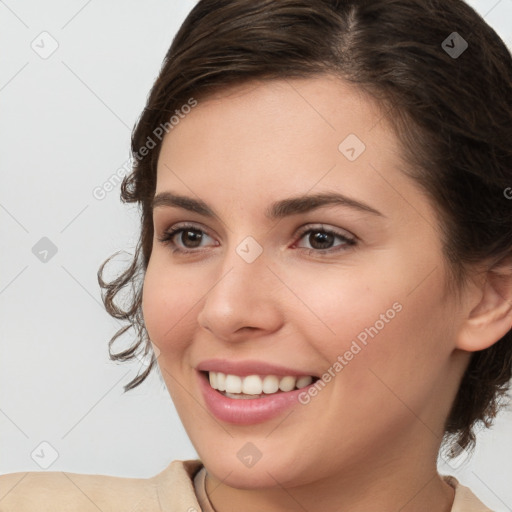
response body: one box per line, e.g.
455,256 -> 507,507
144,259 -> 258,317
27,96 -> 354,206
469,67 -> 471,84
1,1 -> 511,510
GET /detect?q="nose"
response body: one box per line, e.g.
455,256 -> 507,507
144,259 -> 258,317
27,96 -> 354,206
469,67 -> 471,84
196,245 -> 284,343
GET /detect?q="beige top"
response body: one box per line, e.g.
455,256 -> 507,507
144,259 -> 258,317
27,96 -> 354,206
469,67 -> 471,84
0,459 -> 493,511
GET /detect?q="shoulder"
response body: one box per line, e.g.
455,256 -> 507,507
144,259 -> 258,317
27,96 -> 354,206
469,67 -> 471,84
442,475 -> 495,512
0,459 -> 203,512
0,469 -> 158,511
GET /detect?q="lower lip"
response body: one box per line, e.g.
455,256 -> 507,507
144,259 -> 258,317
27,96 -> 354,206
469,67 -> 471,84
198,371 -> 315,425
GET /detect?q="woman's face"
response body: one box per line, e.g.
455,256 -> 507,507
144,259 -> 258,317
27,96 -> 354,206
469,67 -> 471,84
142,76 -> 469,488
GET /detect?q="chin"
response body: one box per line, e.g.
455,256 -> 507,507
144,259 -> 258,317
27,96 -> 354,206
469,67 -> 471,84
207,462 -> 292,489
201,449 -> 313,490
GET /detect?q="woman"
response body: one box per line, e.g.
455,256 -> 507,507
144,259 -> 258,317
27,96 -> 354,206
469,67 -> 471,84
1,0 -> 511,510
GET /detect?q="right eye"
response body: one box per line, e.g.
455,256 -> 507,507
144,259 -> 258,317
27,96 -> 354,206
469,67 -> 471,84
158,224 -> 218,254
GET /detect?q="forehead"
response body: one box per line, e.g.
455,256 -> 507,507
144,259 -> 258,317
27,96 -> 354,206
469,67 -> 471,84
155,75 -> 428,224
160,75 -> 392,159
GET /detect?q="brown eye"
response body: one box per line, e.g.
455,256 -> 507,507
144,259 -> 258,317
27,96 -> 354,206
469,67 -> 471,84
295,226 -> 356,253
178,228 -> 204,248
158,224 -> 217,253
308,231 -> 335,250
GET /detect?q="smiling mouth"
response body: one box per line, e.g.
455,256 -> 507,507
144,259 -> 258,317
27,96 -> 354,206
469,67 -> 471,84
203,371 -> 319,399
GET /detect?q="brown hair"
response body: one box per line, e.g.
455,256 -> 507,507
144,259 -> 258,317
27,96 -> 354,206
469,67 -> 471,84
98,0 -> 512,457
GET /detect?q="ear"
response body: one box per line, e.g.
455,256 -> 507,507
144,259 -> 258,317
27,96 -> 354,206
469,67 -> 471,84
456,259 -> 512,352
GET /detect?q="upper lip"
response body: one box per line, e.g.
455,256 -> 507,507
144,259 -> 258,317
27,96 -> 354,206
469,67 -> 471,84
196,359 -> 318,377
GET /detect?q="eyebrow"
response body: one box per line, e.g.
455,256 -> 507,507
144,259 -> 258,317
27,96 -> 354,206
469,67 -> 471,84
151,191 -> 384,219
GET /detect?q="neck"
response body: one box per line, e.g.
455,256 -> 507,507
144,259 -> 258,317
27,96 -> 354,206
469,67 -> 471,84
204,436 -> 455,512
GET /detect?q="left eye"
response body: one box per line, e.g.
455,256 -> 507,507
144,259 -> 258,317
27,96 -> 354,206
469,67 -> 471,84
294,226 -> 356,252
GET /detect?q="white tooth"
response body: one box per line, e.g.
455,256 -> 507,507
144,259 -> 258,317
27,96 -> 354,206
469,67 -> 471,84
279,376 -> 296,392
296,376 -> 313,389
209,372 -> 218,389
216,372 -> 226,391
224,392 -> 261,400
242,375 -> 263,395
262,375 -> 279,394
225,374 -> 242,393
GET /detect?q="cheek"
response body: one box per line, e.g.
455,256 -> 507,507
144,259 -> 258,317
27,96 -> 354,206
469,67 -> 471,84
141,258 -> 200,354
288,261 -> 451,380
285,265 -> 400,349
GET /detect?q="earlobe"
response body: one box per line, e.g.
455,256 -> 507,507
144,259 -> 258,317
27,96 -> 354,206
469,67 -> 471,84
456,262 -> 512,352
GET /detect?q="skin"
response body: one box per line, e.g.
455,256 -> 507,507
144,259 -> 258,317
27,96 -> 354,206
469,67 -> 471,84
142,75 -> 512,512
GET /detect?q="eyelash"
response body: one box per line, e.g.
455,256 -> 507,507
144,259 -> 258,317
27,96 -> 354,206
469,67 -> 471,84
157,223 -> 357,256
